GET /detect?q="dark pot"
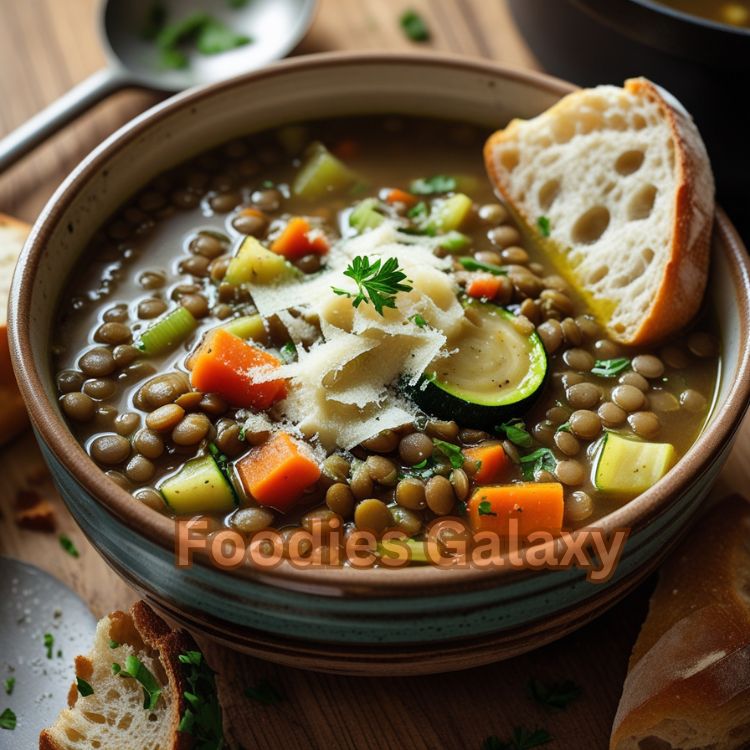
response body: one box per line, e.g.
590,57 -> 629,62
509,0 -> 750,239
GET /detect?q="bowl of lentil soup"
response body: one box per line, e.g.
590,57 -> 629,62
9,53 -> 750,674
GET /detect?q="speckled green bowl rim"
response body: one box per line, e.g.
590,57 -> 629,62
9,52 -> 750,597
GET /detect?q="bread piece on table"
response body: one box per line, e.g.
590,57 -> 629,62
39,601 -> 224,750
0,213 -> 29,443
610,495 -> 750,750
484,78 -> 715,345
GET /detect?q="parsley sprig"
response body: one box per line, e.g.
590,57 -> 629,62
332,256 -> 413,316
519,448 -> 556,481
177,651 -> 225,747
497,419 -> 533,448
113,656 -> 162,711
591,357 -> 631,378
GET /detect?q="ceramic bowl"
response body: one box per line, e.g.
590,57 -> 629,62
9,53 -> 750,675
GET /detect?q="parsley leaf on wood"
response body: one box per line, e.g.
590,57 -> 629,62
497,419 -> 533,448
591,357 -> 631,378
400,10 -> 431,42
519,448 -> 556,481
332,256 -> 413,316
528,678 -> 582,710
59,533 -> 80,558
244,678 -> 285,705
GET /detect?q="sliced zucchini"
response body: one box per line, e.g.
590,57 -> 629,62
377,537 -> 430,564
349,198 -> 385,232
595,432 -> 676,495
292,142 -> 358,200
428,193 -> 473,233
160,454 -> 236,515
407,300 -> 547,430
137,306 -> 197,355
225,237 -> 297,285
221,313 -> 267,342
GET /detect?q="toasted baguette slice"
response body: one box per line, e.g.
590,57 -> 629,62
610,495 -> 750,750
39,601 -> 223,750
0,213 -> 29,443
484,78 -> 715,345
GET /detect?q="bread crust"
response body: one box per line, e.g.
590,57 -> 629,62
609,495 -> 750,750
484,78 -> 714,346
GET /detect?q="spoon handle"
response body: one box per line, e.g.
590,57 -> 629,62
0,66 -> 130,173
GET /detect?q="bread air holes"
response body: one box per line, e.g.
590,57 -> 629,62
538,179 -> 560,211
83,711 -> 107,724
499,148 -> 519,172
572,206 -> 610,245
632,113 -> 647,130
627,184 -> 657,221
588,265 -> 609,284
615,149 -> 645,176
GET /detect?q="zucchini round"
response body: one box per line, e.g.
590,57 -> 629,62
408,300 -> 548,430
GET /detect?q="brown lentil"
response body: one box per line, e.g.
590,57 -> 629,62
136,372 -> 190,410
354,499 -> 391,533
94,322 -> 132,345
648,390 -> 680,412
628,410 -> 661,438
90,434 -> 131,465
390,506 -> 422,536
399,432 -> 433,465
566,382 -> 601,409
680,388 -> 708,413
325,483 -> 355,517
214,420 -> 246,457
632,354 -> 665,379
536,319 -> 563,354
661,345 -> 689,369
125,454 -> 156,483
611,384 -> 646,412
301,508 -> 343,536
133,487 -> 165,511
425,475 -> 456,515
449,468 -> 470,501
555,459 -> 585,486
79,348 -> 116,377
350,463 -> 374,500
180,293 -> 210,318
474,250 -> 503,266
114,412 -> 140,436
619,371 -> 650,392
396,478 -> 427,510
554,430 -> 580,456
478,203 -> 507,223
112,344 -> 140,368
198,393 -> 228,417
425,420 -> 460,442
360,428 -> 400,453
133,428 -> 165,459
61,392 -> 95,422
56,369 -> 85,393
566,491 -> 594,522
563,347 -> 594,371
252,188 -> 282,212
687,331 -> 716,358
598,401 -> 627,427
146,403 -> 186,432
137,298 -> 168,319
500,246 -> 529,264
231,507 -> 275,534
488,225 -> 521,248
321,454 -> 351,484
569,410 -> 602,440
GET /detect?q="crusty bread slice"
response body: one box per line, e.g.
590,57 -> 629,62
610,495 -> 750,750
484,78 -> 715,345
0,213 -> 29,443
39,601 -> 223,750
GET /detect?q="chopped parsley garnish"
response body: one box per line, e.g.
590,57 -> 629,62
280,342 -> 297,363
244,678 -> 285,705
332,256 -> 413,316
156,11 -> 211,50
537,215 -> 551,237
478,500 -> 497,517
3,678 -> 14,696
458,256 -> 508,275
555,421 -> 572,434
43,633 -> 54,660
399,10 -> 431,42
0,708 -> 16,731
411,314 -> 427,328
497,419 -> 533,448
528,678 -> 582,710
196,19 -> 252,55
409,175 -> 456,195
109,640 -> 119,649
519,448 -> 556,481
455,500 -> 468,517
238,426 -> 247,442
407,201 -> 428,219
591,357 -> 631,378
177,651 -> 224,746
76,677 -> 94,697
482,727 -> 553,750
433,439 -> 465,469
116,655 -> 162,711
59,533 -> 80,558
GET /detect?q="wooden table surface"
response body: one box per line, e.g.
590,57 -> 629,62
1,2 -> 747,748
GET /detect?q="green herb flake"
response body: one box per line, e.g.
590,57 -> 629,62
411,314 -> 427,328
43,633 -> 54,660
519,448 -> 556,481
555,421 -> 572,434
433,439 -> 465,469
196,19 -> 252,55
591,357 -> 631,378
176,651 -> 224,745
280,342 -> 297,363
109,640 -> 119,649
407,200 -> 428,219
439,231 -> 471,252
399,10 -> 431,42
238,426 -> 247,442
0,708 -> 16,731
76,677 -> 94,697
117,655 -> 162,711
332,256 -> 413,316
112,663 -> 121,675
478,500 -> 497,517
528,678 -> 582,710
537,215 -> 551,237
409,175 -> 456,195
497,419 -> 533,448
59,533 -> 79,558
3,678 -> 14,696
458,256 -> 508,275
244,678 -> 285,706
159,46 -> 189,70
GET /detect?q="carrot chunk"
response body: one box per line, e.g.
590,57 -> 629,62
466,274 -> 502,300
385,188 -> 418,207
271,217 -> 329,259
468,483 -> 564,538
236,431 -> 321,511
190,328 -> 286,409
463,443 -> 511,484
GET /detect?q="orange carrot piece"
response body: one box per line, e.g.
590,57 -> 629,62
333,139 -> 360,160
385,188 -> 418,207
463,443 -> 511,484
270,217 -> 329,259
467,274 -> 502,300
190,328 -> 286,409
236,431 -> 321,511
468,483 -> 564,538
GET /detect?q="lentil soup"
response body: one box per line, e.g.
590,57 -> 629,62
52,116 -> 720,564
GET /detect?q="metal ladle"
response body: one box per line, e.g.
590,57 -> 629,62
0,0 -> 317,172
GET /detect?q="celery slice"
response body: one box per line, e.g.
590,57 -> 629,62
292,142 -> 358,200
439,231 -> 471,252
221,314 -> 267,342
595,432 -> 676,495
160,454 -> 236,515
349,198 -> 385,232
137,306 -> 197,355
429,193 -> 473,233
378,537 -> 430,564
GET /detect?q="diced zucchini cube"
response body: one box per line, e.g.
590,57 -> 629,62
595,432 -> 676,495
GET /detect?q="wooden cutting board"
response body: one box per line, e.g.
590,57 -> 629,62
1,2 -> 747,747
